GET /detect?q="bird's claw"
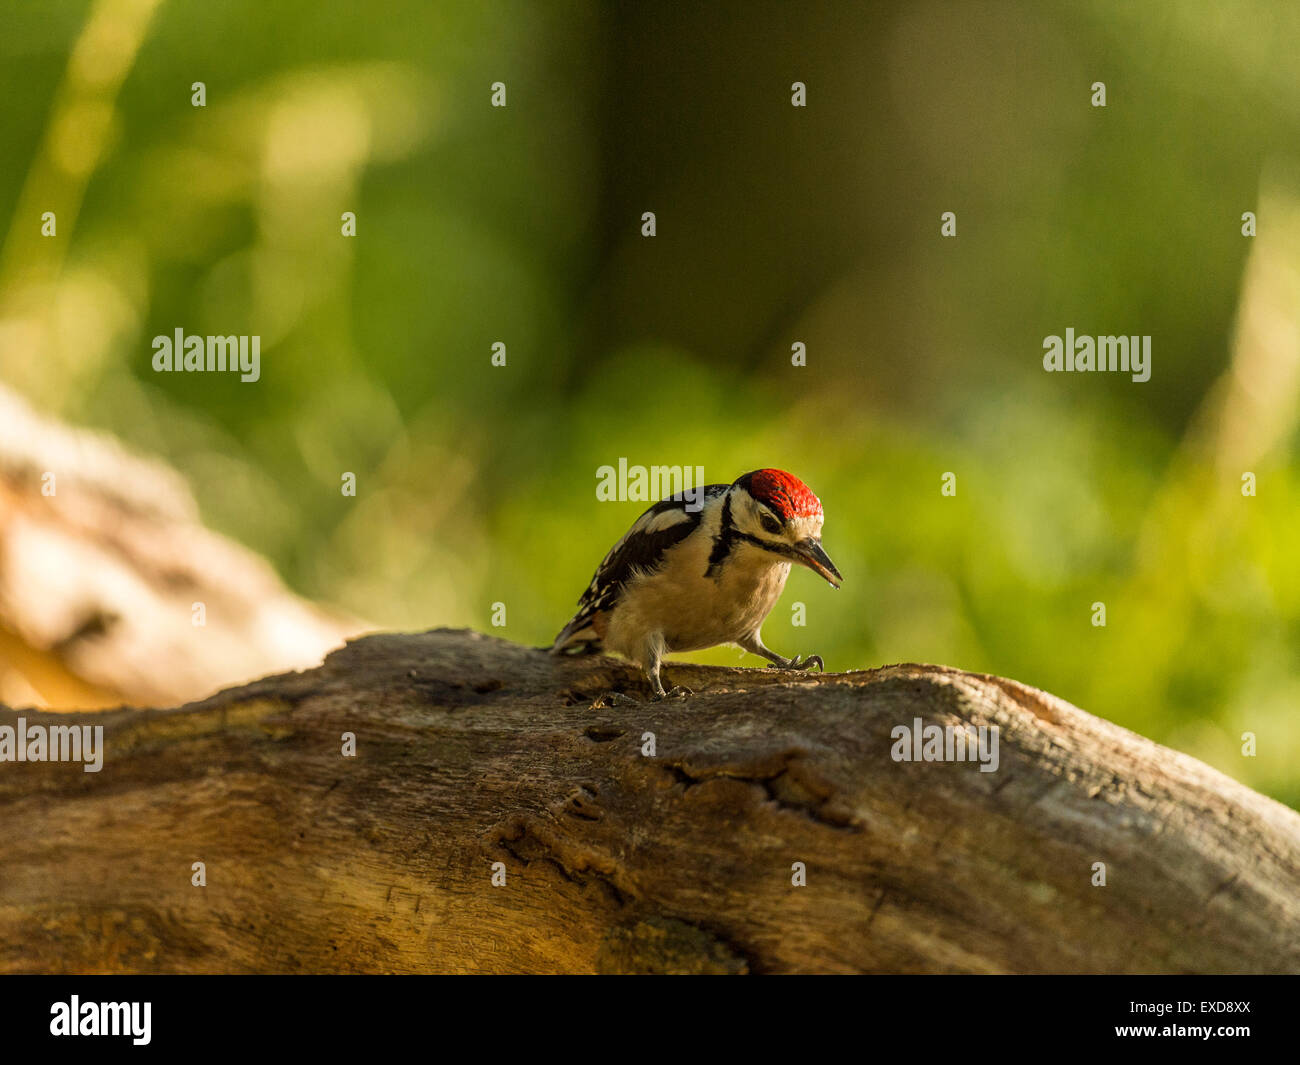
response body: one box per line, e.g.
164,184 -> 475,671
593,691 -> 642,708
594,683 -> 693,707
779,654 -> 825,672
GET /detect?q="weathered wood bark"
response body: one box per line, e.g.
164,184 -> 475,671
1,628 -> 1297,974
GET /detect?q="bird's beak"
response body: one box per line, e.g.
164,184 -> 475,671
792,538 -> 843,588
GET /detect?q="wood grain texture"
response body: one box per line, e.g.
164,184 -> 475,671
1,628 -> 1297,974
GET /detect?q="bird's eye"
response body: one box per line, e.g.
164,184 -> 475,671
760,513 -> 782,536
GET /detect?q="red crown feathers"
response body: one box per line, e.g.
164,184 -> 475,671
745,468 -> 823,521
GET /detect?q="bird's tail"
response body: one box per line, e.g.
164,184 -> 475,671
550,617 -> 603,655
551,638 -> 603,656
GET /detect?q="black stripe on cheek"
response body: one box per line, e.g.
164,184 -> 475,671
705,493 -> 737,576
738,532 -> 791,555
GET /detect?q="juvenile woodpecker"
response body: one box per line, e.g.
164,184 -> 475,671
551,468 -> 842,699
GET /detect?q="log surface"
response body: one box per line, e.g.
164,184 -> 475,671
1,628 -> 1297,974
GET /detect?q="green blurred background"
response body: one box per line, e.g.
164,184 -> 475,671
1,0 -> 1298,804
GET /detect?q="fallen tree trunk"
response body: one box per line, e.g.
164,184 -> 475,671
1,628 -> 1297,974
0,383 -> 363,709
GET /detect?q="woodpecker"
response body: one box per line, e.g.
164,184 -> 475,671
551,468 -> 842,699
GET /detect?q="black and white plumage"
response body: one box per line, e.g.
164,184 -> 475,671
551,484 -> 729,651
551,469 -> 842,699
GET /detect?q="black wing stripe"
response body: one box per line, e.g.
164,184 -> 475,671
553,484 -> 729,647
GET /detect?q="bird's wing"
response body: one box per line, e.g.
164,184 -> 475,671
550,484 -> 730,652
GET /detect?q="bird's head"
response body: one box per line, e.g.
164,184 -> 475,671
730,469 -> 843,588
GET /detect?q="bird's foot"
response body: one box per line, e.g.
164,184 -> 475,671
592,691 -> 643,708
774,654 -> 825,672
651,685 -> 694,701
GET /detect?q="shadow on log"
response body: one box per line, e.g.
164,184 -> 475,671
1,628 -> 1297,973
